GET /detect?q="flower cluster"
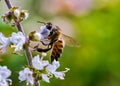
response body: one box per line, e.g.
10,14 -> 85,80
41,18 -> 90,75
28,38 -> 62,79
1,1 -> 70,85
0,32 -> 26,53
2,7 -> 29,24
18,55 -> 70,85
0,23 -> 70,85
0,66 -> 12,86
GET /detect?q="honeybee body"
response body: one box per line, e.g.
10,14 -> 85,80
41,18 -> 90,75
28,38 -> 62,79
51,39 -> 64,62
44,25 -> 65,62
30,22 -> 79,62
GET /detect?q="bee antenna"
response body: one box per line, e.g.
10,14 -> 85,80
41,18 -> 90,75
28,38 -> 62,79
37,21 -> 46,25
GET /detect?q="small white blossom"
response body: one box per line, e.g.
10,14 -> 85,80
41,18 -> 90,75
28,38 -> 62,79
0,75 -> 8,86
41,74 -> 50,83
0,66 -> 11,79
32,55 -> 49,70
46,60 -> 60,74
0,33 -> 10,53
9,32 -> 25,52
18,68 -> 34,85
40,25 -> 50,38
39,25 -> 50,45
0,66 -> 12,86
0,32 -> 26,53
14,9 -> 20,18
46,60 -> 69,80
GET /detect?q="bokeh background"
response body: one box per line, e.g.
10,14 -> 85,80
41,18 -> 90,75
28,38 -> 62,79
0,0 -> 120,86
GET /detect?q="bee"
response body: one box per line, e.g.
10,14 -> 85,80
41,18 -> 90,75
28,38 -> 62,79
30,22 -> 80,62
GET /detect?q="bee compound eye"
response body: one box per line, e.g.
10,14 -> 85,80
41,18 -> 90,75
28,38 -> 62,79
46,22 -> 52,30
46,25 -> 52,30
48,26 -> 52,30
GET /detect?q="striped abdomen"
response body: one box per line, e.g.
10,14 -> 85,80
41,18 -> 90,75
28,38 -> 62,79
51,40 -> 64,62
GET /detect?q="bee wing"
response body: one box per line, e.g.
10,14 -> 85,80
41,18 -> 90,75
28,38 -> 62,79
62,34 -> 80,47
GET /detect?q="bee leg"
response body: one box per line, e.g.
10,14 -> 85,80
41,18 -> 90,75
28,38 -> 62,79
49,38 -> 58,45
40,41 -> 48,46
36,45 -> 52,52
33,44 -> 39,50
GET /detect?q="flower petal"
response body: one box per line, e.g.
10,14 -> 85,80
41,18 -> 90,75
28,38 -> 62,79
53,72 -> 65,80
42,74 -> 50,83
0,33 -> 10,53
32,55 -> 49,70
52,60 -> 60,69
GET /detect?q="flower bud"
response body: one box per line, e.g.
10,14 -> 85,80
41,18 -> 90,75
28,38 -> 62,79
14,9 -> 20,17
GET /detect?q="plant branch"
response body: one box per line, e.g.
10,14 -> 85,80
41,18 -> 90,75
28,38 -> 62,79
4,0 -> 31,66
34,81 -> 40,86
4,0 -> 40,86
4,0 -> 12,9
4,0 -> 24,33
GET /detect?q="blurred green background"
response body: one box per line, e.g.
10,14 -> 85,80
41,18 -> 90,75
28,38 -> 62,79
0,0 -> 120,86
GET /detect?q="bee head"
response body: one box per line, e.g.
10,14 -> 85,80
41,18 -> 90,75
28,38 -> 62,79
37,21 -> 53,30
46,22 -> 52,30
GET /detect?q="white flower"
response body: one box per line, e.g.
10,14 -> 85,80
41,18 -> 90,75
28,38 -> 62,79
40,25 -> 50,38
0,75 -> 8,86
0,66 -> 11,79
0,32 -> 26,53
46,60 -> 69,80
14,9 -> 20,17
46,60 -> 60,74
41,74 -> 50,83
0,33 -> 10,53
9,32 -> 25,52
0,66 -> 12,86
18,68 -> 34,85
39,25 -> 51,45
32,55 -> 49,70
